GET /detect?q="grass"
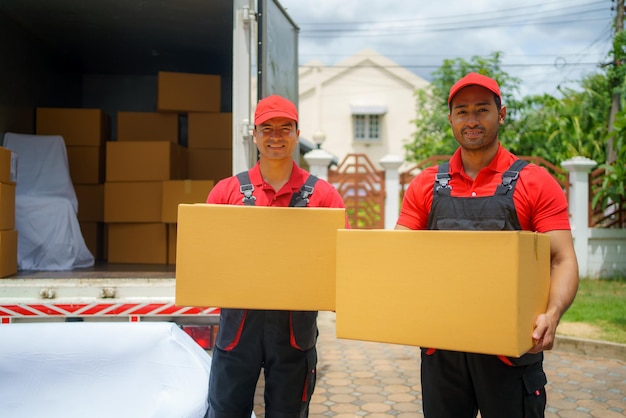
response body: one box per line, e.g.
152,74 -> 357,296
560,277 -> 626,344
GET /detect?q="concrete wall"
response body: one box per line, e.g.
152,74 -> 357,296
587,228 -> 626,278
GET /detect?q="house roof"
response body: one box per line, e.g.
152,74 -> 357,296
299,48 -> 429,96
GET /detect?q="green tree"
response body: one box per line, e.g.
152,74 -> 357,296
593,28 -> 626,211
594,107 -> 626,209
507,74 -> 610,165
606,29 -> 626,163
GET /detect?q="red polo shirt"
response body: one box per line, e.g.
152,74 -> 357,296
207,162 -> 347,215
397,145 -> 571,233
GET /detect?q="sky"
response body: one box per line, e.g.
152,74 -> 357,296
278,0 -> 617,99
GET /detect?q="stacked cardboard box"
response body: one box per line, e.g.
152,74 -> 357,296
31,71 -> 224,266
36,107 -> 110,261
104,141 -> 188,264
187,112 -> 233,181
155,70 -> 231,182
104,144 -> 215,264
157,71 -> 221,113
0,147 -> 17,277
117,111 -> 179,143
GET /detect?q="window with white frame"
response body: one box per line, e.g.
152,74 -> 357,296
351,106 -> 386,143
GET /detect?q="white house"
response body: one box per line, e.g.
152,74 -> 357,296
298,48 -> 429,168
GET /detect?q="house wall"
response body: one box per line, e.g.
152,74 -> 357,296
299,51 -> 428,169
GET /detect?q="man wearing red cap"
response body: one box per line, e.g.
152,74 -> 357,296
396,73 -> 578,417
205,94 -> 347,418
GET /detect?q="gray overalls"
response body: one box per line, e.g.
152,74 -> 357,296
421,160 -> 548,418
207,172 -> 319,418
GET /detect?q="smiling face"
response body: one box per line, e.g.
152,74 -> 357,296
253,117 -> 300,162
448,85 -> 506,152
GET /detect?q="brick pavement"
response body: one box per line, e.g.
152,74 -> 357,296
251,311 -> 626,418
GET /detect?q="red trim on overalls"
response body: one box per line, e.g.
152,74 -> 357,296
425,348 -> 436,355
302,369 -> 315,401
302,377 -> 309,401
288,311 -> 302,350
289,311 -> 312,401
224,310 -> 248,351
497,355 -> 514,366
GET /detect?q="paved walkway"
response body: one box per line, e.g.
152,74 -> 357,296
251,311 -> 626,417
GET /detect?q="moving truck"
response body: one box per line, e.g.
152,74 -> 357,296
0,0 -> 300,347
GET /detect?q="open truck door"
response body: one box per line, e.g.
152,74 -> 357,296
232,0 -> 300,173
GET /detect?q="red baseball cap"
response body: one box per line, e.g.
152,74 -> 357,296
448,72 -> 502,106
254,94 -> 298,125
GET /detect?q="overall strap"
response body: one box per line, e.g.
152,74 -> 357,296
289,175 -> 319,207
495,159 -> 529,196
434,162 -> 452,196
237,171 -> 319,207
236,171 -> 256,206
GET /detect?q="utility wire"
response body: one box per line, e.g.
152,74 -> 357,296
288,0 -> 616,96
296,1 -> 609,34
295,0 -> 608,28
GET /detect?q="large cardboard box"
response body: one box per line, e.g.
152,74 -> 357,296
117,112 -> 179,142
0,147 -> 17,184
0,229 -> 18,278
187,112 -> 232,149
106,141 -> 187,182
66,146 -> 105,184
75,184 -> 104,222
162,180 -> 214,223
335,230 -> 550,358
107,223 -> 168,264
187,148 -> 232,181
157,71 -> 221,113
104,181 -> 163,223
175,204 -> 346,310
0,182 -> 16,231
36,108 -> 110,146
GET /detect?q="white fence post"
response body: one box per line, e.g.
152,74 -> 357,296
304,148 -> 332,182
380,154 -> 404,230
561,156 -> 597,278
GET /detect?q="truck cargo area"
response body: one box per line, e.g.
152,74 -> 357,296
0,0 -> 238,273
0,0 -> 235,124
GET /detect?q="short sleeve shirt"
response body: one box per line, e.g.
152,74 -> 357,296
397,145 -> 571,233
207,162 -> 347,212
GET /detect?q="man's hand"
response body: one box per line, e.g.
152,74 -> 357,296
528,230 -> 579,354
528,312 -> 558,353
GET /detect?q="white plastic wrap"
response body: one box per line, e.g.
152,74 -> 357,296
0,322 -> 212,418
2,132 -> 94,270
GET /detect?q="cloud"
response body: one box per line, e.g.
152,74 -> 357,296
280,0 -> 615,98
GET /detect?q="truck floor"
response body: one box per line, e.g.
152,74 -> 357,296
10,262 -> 176,280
